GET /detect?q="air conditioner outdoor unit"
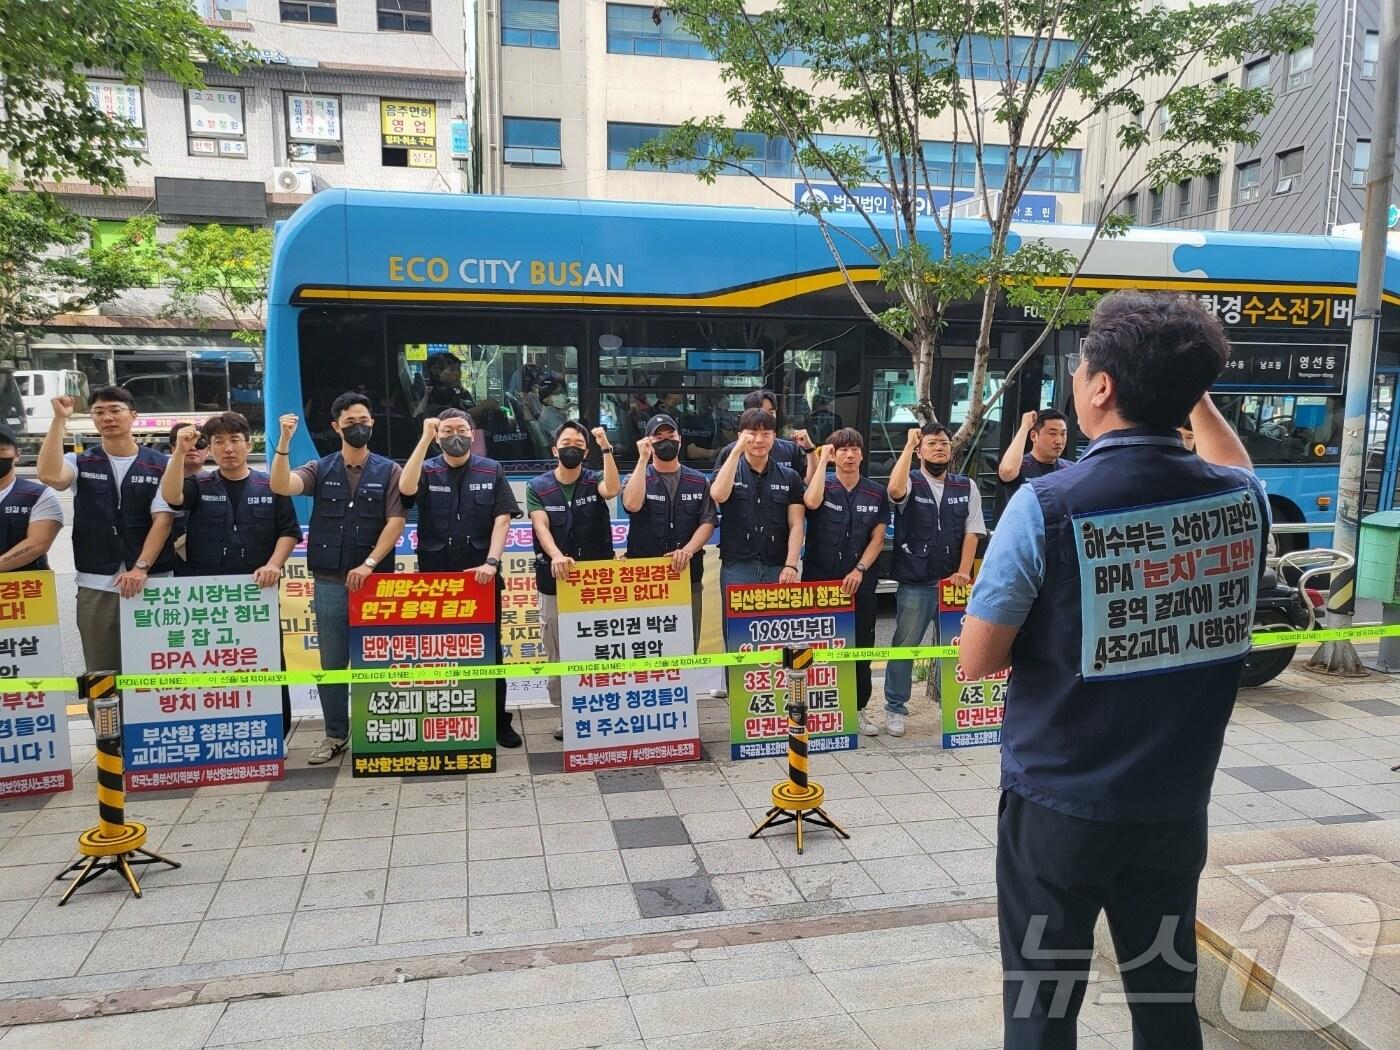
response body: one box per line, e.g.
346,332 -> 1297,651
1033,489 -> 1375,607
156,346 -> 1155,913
270,166 -> 313,194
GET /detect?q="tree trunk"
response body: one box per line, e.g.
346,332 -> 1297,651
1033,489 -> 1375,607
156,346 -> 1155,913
911,330 -> 938,425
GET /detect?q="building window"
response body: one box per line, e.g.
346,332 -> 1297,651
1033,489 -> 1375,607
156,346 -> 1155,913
281,0 -> 336,23
1363,31 -> 1379,78
287,94 -> 344,163
504,117 -> 562,166
1237,160 -> 1261,201
378,0 -> 430,32
606,4 -> 712,59
186,88 -> 247,158
1157,102 -> 1170,136
1205,172 -> 1220,211
87,80 -> 145,150
1177,179 -> 1191,217
1243,57 -> 1270,90
1352,139 -> 1371,187
1287,46 -> 1313,89
381,100 -> 437,167
1149,188 -> 1164,223
1122,192 -> 1137,222
194,0 -> 248,20
1211,73 -> 1228,90
501,0 -> 558,48
1275,148 -> 1303,193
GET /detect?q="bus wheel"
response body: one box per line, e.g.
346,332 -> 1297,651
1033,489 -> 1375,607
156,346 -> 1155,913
1268,500 -> 1306,559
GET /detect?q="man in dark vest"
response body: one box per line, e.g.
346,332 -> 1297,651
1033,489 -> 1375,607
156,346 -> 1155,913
528,420 -> 620,739
38,386 -> 177,676
270,393 -> 407,765
710,407 -> 805,593
997,408 -> 1073,503
0,426 -> 63,573
882,422 -> 985,737
715,389 -> 816,481
163,412 -> 302,736
400,409 -> 523,748
960,292 -> 1266,1049
622,413 -> 717,647
802,429 -> 889,736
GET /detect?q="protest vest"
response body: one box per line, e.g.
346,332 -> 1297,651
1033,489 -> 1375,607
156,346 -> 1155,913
1002,452 -> 1075,501
1003,427 -> 1269,823
416,454 -> 506,572
184,470 -> 282,576
528,468 -> 611,596
306,452 -> 395,576
717,456 -> 800,567
72,446 -> 177,575
891,470 -> 970,585
0,478 -> 51,571
625,464 -> 710,583
803,475 -> 887,582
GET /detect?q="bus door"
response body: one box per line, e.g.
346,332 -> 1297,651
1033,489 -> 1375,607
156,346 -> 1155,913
1367,367 -> 1400,512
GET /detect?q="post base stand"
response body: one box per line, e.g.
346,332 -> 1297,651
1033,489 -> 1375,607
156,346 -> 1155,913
54,822 -> 181,906
749,781 -> 849,854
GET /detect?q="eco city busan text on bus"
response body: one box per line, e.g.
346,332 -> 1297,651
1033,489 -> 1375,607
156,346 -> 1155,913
387,256 -> 626,289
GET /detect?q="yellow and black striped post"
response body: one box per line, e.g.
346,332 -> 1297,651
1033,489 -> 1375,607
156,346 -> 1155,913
53,672 -> 180,906
749,647 -> 849,854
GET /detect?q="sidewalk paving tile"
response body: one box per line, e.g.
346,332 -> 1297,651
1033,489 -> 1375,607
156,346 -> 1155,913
108,881 -> 216,929
545,849 -> 628,890
467,890 -> 555,936
789,861 -> 882,901
267,767 -> 339,793
620,845 -> 703,882
206,875 -> 305,919
553,884 -> 641,927
240,814 -> 325,847
305,837 -> 388,875
207,983 -> 426,1045
317,809 -> 396,841
534,794 -> 608,824
842,825 -> 924,861
0,1003 -> 226,1050
469,799 -> 538,830
903,817 -> 991,854
692,839 -> 778,874
526,752 -> 564,776
1259,702 -> 1329,723
467,825 -> 542,861
613,816 -> 691,849
542,820 -> 618,855
468,856 -> 547,894
597,768 -> 664,794
633,875 -> 723,918
385,862 -> 466,904
1345,698 -> 1400,717
218,1021 -> 424,1050
425,959 -> 624,1017
860,854 -> 957,893
792,922 -> 984,972
253,790 -> 331,819
1217,766 -> 1314,792
11,890 -> 122,936
645,1014 -> 877,1050
82,922 -> 199,975
283,904 -> 381,952
421,997 -> 639,1050
709,869 -> 804,909
817,953 -> 1002,1011
390,832 -> 466,867
629,974 -> 842,1040
0,934 -> 103,982
602,790 -> 677,820
618,960 -> 706,995
1265,788 -> 1368,819
184,912 -> 291,964
851,992 -> 1004,1050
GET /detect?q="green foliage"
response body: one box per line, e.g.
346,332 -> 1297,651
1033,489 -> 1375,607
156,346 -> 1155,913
116,221 -> 273,348
635,0 -> 1315,446
0,194 -> 148,351
0,0 -> 249,190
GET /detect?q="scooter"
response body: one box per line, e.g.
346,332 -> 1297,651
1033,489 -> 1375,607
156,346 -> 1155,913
1240,548 -> 1349,688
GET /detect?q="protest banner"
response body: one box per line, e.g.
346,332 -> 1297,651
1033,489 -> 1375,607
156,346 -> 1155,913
121,576 -> 284,791
0,571 -> 71,798
558,558 -> 701,772
724,582 -> 857,760
349,572 -> 496,777
937,580 -> 1006,749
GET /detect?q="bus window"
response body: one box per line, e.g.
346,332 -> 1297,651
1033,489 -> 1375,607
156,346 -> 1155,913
115,353 -> 192,414
780,349 -> 841,444
1214,394 -> 1341,465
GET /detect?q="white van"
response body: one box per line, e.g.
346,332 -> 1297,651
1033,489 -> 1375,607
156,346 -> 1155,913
14,370 -> 90,437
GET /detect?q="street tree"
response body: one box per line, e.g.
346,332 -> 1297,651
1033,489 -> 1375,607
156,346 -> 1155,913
0,193 -> 154,358
118,219 -> 273,349
0,0 -> 247,191
631,0 -> 1315,453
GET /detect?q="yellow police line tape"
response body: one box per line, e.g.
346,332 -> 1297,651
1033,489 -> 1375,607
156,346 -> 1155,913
22,624 -> 1400,695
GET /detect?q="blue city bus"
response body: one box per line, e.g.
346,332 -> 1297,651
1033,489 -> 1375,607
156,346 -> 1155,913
266,189 -> 1400,539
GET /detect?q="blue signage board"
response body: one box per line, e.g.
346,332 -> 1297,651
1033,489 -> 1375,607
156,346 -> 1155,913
685,349 -> 762,373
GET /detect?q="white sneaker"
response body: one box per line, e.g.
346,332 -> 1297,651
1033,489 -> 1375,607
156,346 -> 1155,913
885,713 -> 906,737
858,711 -> 880,736
553,723 -> 564,741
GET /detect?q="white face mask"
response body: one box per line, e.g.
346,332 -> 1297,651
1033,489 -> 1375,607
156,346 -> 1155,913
548,394 -> 567,408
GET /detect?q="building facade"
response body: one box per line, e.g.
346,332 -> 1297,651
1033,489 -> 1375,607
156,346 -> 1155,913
1081,0 -> 1389,236
473,0 -> 1088,224
28,0 -> 468,436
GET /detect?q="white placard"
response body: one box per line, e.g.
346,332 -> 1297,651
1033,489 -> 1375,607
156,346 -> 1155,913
188,88 -> 245,137
287,93 -> 341,143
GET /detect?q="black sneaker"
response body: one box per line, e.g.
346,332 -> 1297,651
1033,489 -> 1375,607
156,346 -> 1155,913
497,718 -> 523,749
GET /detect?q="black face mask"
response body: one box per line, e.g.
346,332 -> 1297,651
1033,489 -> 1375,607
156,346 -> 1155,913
439,435 -> 472,458
0,459 -> 13,480
652,439 -> 680,462
922,458 -> 949,477
341,424 -> 372,449
557,446 -> 586,469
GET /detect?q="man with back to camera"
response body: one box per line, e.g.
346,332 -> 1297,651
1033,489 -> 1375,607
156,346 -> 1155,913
38,387 -> 177,675
0,426 -> 63,572
710,406 -> 806,593
163,412 -> 302,736
715,389 -> 816,481
959,292 -> 1266,1049
802,428 -> 889,736
881,422 -> 986,736
622,413 -> 718,648
270,393 -> 407,765
528,421 -> 620,740
997,408 -> 1073,502
400,408 -> 524,748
